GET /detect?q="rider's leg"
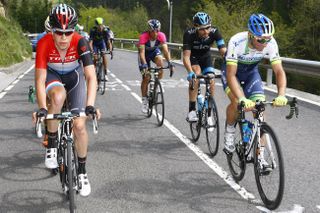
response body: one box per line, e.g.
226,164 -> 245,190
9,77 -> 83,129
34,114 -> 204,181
187,65 -> 201,121
73,117 -> 88,173
154,55 -> 164,79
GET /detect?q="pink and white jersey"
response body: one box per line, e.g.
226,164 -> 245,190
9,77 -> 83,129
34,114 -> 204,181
138,31 -> 167,52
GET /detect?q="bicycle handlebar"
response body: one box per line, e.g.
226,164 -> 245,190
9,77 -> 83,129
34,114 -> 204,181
238,97 -> 299,120
148,65 -> 174,77
190,73 -> 215,90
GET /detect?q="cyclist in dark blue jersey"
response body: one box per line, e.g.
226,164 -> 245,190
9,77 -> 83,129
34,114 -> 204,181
89,17 -> 113,81
183,12 -> 226,123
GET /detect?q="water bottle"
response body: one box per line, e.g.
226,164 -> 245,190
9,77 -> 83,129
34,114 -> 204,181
197,94 -> 204,111
242,121 -> 251,143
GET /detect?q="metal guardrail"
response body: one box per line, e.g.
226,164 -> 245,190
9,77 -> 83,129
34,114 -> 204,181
114,38 -> 320,86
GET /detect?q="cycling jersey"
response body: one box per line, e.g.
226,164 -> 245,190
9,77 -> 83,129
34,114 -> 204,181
221,31 -> 281,99
138,31 -> 166,52
183,27 -> 225,57
225,31 -> 281,72
35,32 -> 93,113
89,26 -> 111,43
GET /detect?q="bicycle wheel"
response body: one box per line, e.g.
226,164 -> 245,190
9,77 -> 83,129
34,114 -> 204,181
154,80 -> 165,126
67,139 -> 76,212
98,64 -> 106,95
253,123 -> 284,210
205,97 -> 220,157
58,140 -> 66,190
189,110 -> 201,142
146,80 -> 153,118
226,122 -> 246,181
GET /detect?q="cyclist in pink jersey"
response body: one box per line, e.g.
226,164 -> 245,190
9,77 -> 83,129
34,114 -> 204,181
138,19 -> 174,114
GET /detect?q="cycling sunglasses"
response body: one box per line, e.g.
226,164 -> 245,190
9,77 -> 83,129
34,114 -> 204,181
53,29 -> 74,36
256,37 -> 272,44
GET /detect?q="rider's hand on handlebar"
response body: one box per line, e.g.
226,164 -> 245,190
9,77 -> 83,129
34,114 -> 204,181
238,97 -> 255,110
187,71 -> 196,81
139,64 -> 148,75
36,108 -> 48,118
85,105 -> 97,118
273,95 -> 288,106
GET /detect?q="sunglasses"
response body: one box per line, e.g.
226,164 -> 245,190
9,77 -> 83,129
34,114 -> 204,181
198,26 -> 211,31
53,29 -> 74,36
256,37 -> 271,44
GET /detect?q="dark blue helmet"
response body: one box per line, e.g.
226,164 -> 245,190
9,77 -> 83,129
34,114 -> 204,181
248,13 -> 274,37
193,12 -> 211,27
147,19 -> 161,31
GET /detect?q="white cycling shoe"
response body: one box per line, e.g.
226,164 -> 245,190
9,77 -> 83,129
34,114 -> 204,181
224,131 -> 235,153
141,100 -> 149,114
79,173 -> 91,197
187,110 -> 198,122
45,148 -> 58,169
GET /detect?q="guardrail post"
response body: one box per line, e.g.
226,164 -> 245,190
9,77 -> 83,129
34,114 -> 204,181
181,49 -> 183,61
121,42 -> 123,49
267,68 -> 273,86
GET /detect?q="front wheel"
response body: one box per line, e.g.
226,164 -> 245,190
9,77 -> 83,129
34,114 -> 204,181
205,97 -> 220,157
97,65 -> 106,95
146,80 -> 154,118
67,140 -> 76,212
189,111 -> 201,142
154,80 -> 165,126
254,123 -> 284,210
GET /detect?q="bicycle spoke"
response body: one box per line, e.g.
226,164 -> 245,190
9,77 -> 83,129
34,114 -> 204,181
254,124 -> 284,210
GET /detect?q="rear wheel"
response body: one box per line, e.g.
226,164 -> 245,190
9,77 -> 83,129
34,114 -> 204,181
226,122 -> 246,181
254,123 -> 284,210
97,63 -> 106,95
190,110 -> 201,142
205,97 -> 220,157
154,80 -> 165,126
146,80 -> 154,118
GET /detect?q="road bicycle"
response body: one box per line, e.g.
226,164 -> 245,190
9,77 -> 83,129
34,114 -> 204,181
187,73 -> 220,157
146,65 -> 173,126
36,112 -> 98,213
224,97 -> 298,210
96,50 -> 113,95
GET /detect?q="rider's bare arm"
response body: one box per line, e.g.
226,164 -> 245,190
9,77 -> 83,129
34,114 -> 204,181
272,62 -> 287,96
183,50 -> 193,72
226,64 -> 244,99
84,65 -> 97,107
138,45 -> 147,65
161,43 -> 171,62
35,68 -> 47,109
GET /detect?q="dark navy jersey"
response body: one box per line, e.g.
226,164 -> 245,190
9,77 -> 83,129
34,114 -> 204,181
183,27 -> 225,56
89,26 -> 111,43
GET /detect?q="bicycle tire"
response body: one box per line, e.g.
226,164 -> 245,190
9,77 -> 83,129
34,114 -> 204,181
98,63 -> 106,95
189,110 -> 201,142
205,97 -> 220,157
253,123 -> 284,210
146,80 -> 153,118
226,122 -> 246,181
59,140 -> 66,189
154,79 -> 165,126
67,139 -> 76,212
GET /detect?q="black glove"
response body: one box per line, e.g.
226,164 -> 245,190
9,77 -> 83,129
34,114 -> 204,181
36,108 -> 48,118
85,105 -> 96,116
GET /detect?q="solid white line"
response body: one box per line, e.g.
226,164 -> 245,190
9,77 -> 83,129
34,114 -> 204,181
111,71 -> 259,204
0,64 -> 35,98
122,84 -> 131,91
317,205 -> 320,209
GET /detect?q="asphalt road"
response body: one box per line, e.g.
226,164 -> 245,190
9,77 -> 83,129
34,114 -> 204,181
0,49 -> 319,213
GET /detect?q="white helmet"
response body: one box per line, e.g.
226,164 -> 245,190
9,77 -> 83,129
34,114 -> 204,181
44,16 -> 51,32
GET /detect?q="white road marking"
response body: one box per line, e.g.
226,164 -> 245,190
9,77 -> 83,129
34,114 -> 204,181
0,64 -> 34,99
317,205 -> 320,210
257,204 -> 305,213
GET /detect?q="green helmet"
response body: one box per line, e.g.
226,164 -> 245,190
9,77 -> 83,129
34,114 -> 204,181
95,17 -> 104,25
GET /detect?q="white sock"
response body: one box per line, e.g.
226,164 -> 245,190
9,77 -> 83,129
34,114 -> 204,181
226,123 -> 236,133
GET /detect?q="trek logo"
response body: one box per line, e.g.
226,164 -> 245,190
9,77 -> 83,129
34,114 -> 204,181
49,55 -> 77,62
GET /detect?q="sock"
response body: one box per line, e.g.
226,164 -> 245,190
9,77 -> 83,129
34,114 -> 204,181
226,123 -> 236,133
78,156 -> 87,174
189,101 -> 196,112
47,131 -> 58,148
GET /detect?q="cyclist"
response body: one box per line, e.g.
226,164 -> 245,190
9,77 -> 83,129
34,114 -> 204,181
183,12 -> 226,124
89,17 -> 113,81
138,19 -> 174,113
221,14 -> 287,168
75,24 -> 90,41
104,25 -> 114,52
35,4 -> 98,197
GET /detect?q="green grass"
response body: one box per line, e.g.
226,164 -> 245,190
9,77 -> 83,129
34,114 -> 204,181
0,16 -> 31,67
